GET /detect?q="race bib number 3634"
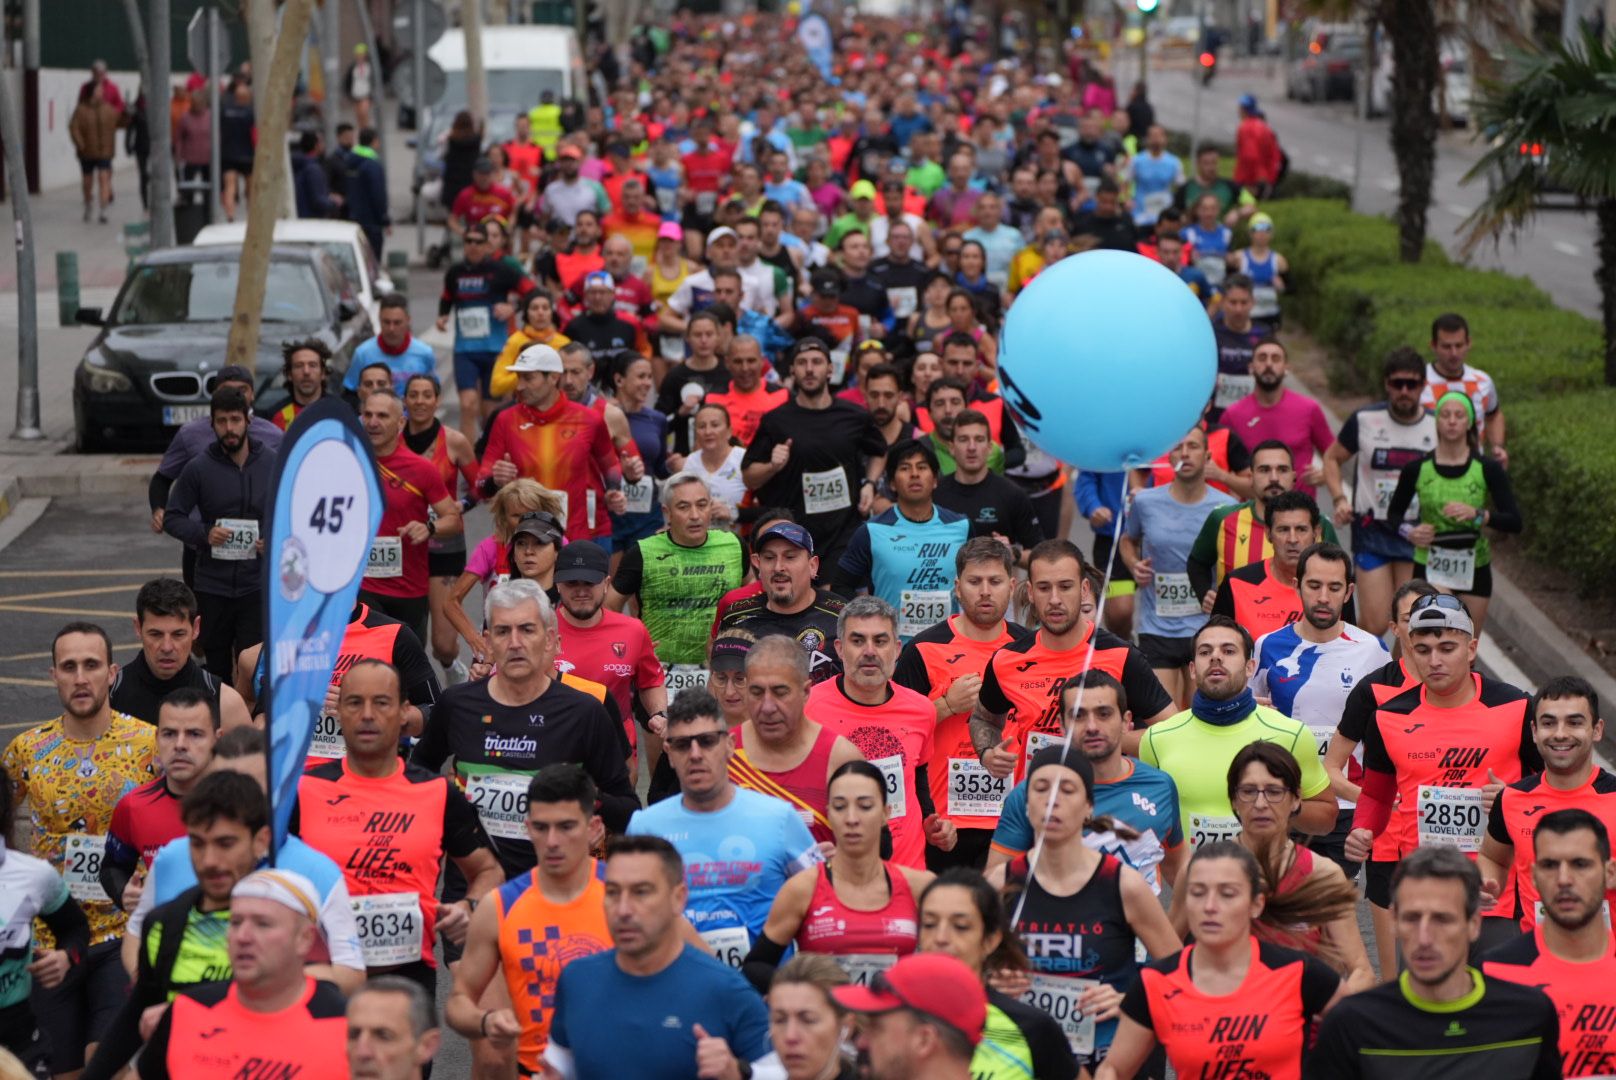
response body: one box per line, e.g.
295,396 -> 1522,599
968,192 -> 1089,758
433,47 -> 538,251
353,893 -> 421,968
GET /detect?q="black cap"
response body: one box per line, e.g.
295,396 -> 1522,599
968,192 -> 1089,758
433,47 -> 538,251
1026,743 -> 1095,800
473,156 -> 495,174
709,632 -> 754,673
811,268 -> 844,296
554,540 -> 609,584
510,511 -> 564,547
216,364 -> 255,387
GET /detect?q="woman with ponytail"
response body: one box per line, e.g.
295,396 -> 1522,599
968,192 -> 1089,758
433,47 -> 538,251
1095,842 -> 1344,1080
1169,741 -> 1373,992
986,746 -> 1179,1076
743,762 -> 932,988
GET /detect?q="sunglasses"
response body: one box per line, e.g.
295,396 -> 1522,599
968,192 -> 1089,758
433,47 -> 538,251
1387,378 -> 1424,391
666,731 -> 726,753
942,246 -> 962,256
1411,593 -> 1467,614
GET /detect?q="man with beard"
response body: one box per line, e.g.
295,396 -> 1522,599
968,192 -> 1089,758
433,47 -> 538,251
1252,543 -> 1388,877
1138,616 -> 1338,848
553,541 -> 668,775
894,539 -> 1030,871
110,577 -> 253,729
743,338 -> 887,565
1186,439 -> 1340,604
922,379 -> 1000,478
870,219 -> 930,323
936,334 -> 1024,469
1321,347 -> 1437,635
862,364 -> 918,450
1212,490 -> 1336,640
270,339 -> 331,431
1220,337 -> 1334,498
163,386 -> 275,678
715,521 -> 847,685
835,440 -> 969,644
970,540 -> 1174,781
935,411 -> 1044,564
704,335 -> 787,448
1485,810 -> 1616,1080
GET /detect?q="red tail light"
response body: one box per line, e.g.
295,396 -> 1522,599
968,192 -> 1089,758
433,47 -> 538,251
1200,52 -> 1215,66
1531,143 -> 1543,155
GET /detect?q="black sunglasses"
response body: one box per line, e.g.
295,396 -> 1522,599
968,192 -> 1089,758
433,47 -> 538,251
1411,593 -> 1467,614
666,731 -> 726,753
1387,378 -> 1424,391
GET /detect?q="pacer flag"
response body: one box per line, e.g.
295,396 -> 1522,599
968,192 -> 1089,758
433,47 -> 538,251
261,398 -> 383,852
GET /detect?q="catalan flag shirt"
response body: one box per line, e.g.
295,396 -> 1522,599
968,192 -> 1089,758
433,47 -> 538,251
1187,500 -> 1339,592
477,396 -> 621,542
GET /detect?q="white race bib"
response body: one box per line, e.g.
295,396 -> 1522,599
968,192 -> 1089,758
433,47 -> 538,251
310,712 -> 346,760
695,191 -> 717,216
1214,372 -> 1255,409
1425,546 -> 1476,593
1189,813 -> 1242,849
836,953 -> 898,987
465,772 -> 531,841
1141,190 -> 1172,219
1372,477 -> 1400,518
870,753 -> 907,820
1152,572 -> 1199,619
801,467 -> 851,515
623,475 -> 655,515
948,758 -> 1009,817
455,306 -> 492,339
352,892 -> 422,968
1417,785 -> 1487,853
659,334 -> 686,362
1024,730 -> 1062,759
1252,284 -> 1280,314
829,345 -> 850,385
663,663 -> 709,694
367,536 -> 403,579
700,925 -> 749,968
211,517 -> 259,561
899,589 -> 949,639
1020,973 -> 1097,1055
62,833 -> 108,902
886,286 -> 918,320
1195,255 -> 1227,286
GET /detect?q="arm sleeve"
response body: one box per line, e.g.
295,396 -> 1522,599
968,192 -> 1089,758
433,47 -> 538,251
1023,1009 -> 1081,1080
39,887 -> 88,962
317,875 -> 367,973
1480,456 -> 1522,534
1532,997 -> 1563,1080
1225,430 -> 1251,473
1335,413 -> 1360,456
1209,576 -> 1234,620
998,407 -> 1026,470
439,267 -> 457,318
610,542 -> 645,597
586,703 -> 642,833
148,471 -> 174,513
1073,470 -> 1102,517
833,526 -> 873,593
440,781 -> 495,859
977,659 -> 1011,716
393,625 -> 442,717
726,978 -> 777,1063
1486,786 -> 1512,845
1336,677 -> 1379,743
1161,778 -> 1185,847
1120,649 -> 1174,722
1517,704 -> 1545,774
1309,402 -> 1336,457
1010,489 -> 1044,551
1117,970 -> 1155,1030
1305,1007 -> 1358,1080
407,701 -> 450,772
914,763 -> 936,819
780,810 -> 823,877
1384,458 -> 1423,530
1186,512 -> 1220,598
891,644 -> 931,697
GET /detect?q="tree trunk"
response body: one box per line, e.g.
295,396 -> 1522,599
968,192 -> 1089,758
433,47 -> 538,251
0,43 -> 41,437
463,0 -> 488,123
1383,0 -> 1438,263
1599,198 -> 1616,388
226,0 -> 317,370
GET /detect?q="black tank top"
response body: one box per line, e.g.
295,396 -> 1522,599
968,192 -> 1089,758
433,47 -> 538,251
1010,852 -> 1137,993
109,654 -> 221,725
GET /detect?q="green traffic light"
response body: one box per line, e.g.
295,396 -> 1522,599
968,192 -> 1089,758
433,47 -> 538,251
1137,0 -> 1160,10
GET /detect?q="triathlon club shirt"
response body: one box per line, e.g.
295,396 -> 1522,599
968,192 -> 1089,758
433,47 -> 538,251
836,505 -> 971,642
627,788 -> 819,964
1121,939 -> 1338,1080
293,760 -> 491,968
978,625 -> 1173,779
1485,928 -> 1616,1079
807,677 -> 938,868
478,397 -> 619,542
893,616 -> 1030,831
366,445 -> 451,600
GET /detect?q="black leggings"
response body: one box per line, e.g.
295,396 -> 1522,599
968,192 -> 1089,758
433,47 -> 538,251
196,590 -> 263,681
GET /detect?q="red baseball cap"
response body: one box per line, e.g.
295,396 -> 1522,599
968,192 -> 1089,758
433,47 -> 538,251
831,954 -> 986,1045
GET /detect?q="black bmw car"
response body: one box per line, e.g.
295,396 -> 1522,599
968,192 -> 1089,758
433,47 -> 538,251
73,244 -> 368,451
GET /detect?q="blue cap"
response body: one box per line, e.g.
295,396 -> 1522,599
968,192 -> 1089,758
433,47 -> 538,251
1238,93 -> 1258,111
753,521 -> 815,555
583,270 -> 614,291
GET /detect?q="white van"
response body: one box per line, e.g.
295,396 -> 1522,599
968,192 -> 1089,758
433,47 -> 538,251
427,26 -> 586,112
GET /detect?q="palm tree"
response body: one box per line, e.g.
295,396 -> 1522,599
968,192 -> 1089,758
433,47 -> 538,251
1460,27 -> 1616,387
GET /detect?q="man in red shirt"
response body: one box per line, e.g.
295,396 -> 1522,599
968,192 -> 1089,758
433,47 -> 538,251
360,390 -> 462,648
478,344 -> 626,543
601,180 -> 663,264
680,117 -> 733,236
553,540 -> 668,774
1233,95 -> 1282,198
449,158 -> 517,242
705,336 -> 785,447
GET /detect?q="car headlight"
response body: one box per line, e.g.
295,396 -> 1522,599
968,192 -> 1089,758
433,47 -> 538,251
80,357 -> 132,394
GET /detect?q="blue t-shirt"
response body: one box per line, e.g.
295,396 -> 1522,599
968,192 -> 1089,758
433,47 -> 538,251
1128,151 -> 1184,226
762,177 -> 813,213
837,505 -> 971,642
148,834 -> 346,909
992,759 -> 1183,893
1183,222 -> 1232,258
548,946 -> 774,1079
627,788 -> 819,942
1126,484 -> 1235,638
343,336 -> 440,393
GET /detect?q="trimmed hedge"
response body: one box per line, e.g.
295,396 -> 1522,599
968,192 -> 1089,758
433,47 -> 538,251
1509,391 -> 1616,595
1269,193 -> 1613,595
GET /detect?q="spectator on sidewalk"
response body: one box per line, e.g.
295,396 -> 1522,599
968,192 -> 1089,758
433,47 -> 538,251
126,88 -> 152,211
79,59 -> 125,112
343,43 -> 376,130
69,80 -> 125,224
174,90 -> 212,207
345,127 -> 391,259
293,130 -> 335,219
1234,95 -> 1283,200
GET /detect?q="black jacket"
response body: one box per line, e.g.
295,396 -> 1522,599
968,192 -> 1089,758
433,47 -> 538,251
164,437 -> 274,598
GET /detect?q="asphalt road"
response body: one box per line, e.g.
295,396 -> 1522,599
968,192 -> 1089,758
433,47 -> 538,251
1147,63 -> 1602,320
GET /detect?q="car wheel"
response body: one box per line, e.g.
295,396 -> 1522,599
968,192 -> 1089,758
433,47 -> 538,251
73,405 -> 107,454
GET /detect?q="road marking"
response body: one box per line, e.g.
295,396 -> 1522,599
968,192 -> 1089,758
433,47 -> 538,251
0,570 -> 170,579
0,583 -> 143,604
1553,241 -> 1583,257
1445,203 -> 1473,217
0,676 -> 55,688
0,603 -> 135,618
1377,178 -> 1398,191
0,643 -> 140,664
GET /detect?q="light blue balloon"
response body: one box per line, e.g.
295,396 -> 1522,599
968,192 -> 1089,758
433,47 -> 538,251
996,249 -> 1217,472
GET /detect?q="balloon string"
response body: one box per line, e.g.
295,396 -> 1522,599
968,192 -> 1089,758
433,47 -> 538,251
1009,488 -> 1130,933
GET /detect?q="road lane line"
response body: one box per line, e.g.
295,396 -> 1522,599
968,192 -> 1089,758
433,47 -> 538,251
0,570 -> 170,578
0,603 -> 137,618
1553,241 -> 1582,257
0,583 -> 144,604
0,676 -> 55,688
0,643 -> 140,664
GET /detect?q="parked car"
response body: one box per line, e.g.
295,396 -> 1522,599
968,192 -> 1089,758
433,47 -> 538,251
73,245 -> 367,451
1286,29 -> 1363,102
1367,39 -> 1474,126
192,219 -> 395,329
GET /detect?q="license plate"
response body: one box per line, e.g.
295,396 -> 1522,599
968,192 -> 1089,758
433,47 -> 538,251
162,405 -> 209,426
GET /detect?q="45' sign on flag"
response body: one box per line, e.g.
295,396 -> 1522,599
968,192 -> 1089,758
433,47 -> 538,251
261,400 -> 384,854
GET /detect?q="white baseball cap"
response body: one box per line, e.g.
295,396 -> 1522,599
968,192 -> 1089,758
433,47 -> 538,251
510,343 -> 563,374
706,226 -> 739,246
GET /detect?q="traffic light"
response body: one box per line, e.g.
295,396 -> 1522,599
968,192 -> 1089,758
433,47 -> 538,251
1137,0 -> 1160,10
